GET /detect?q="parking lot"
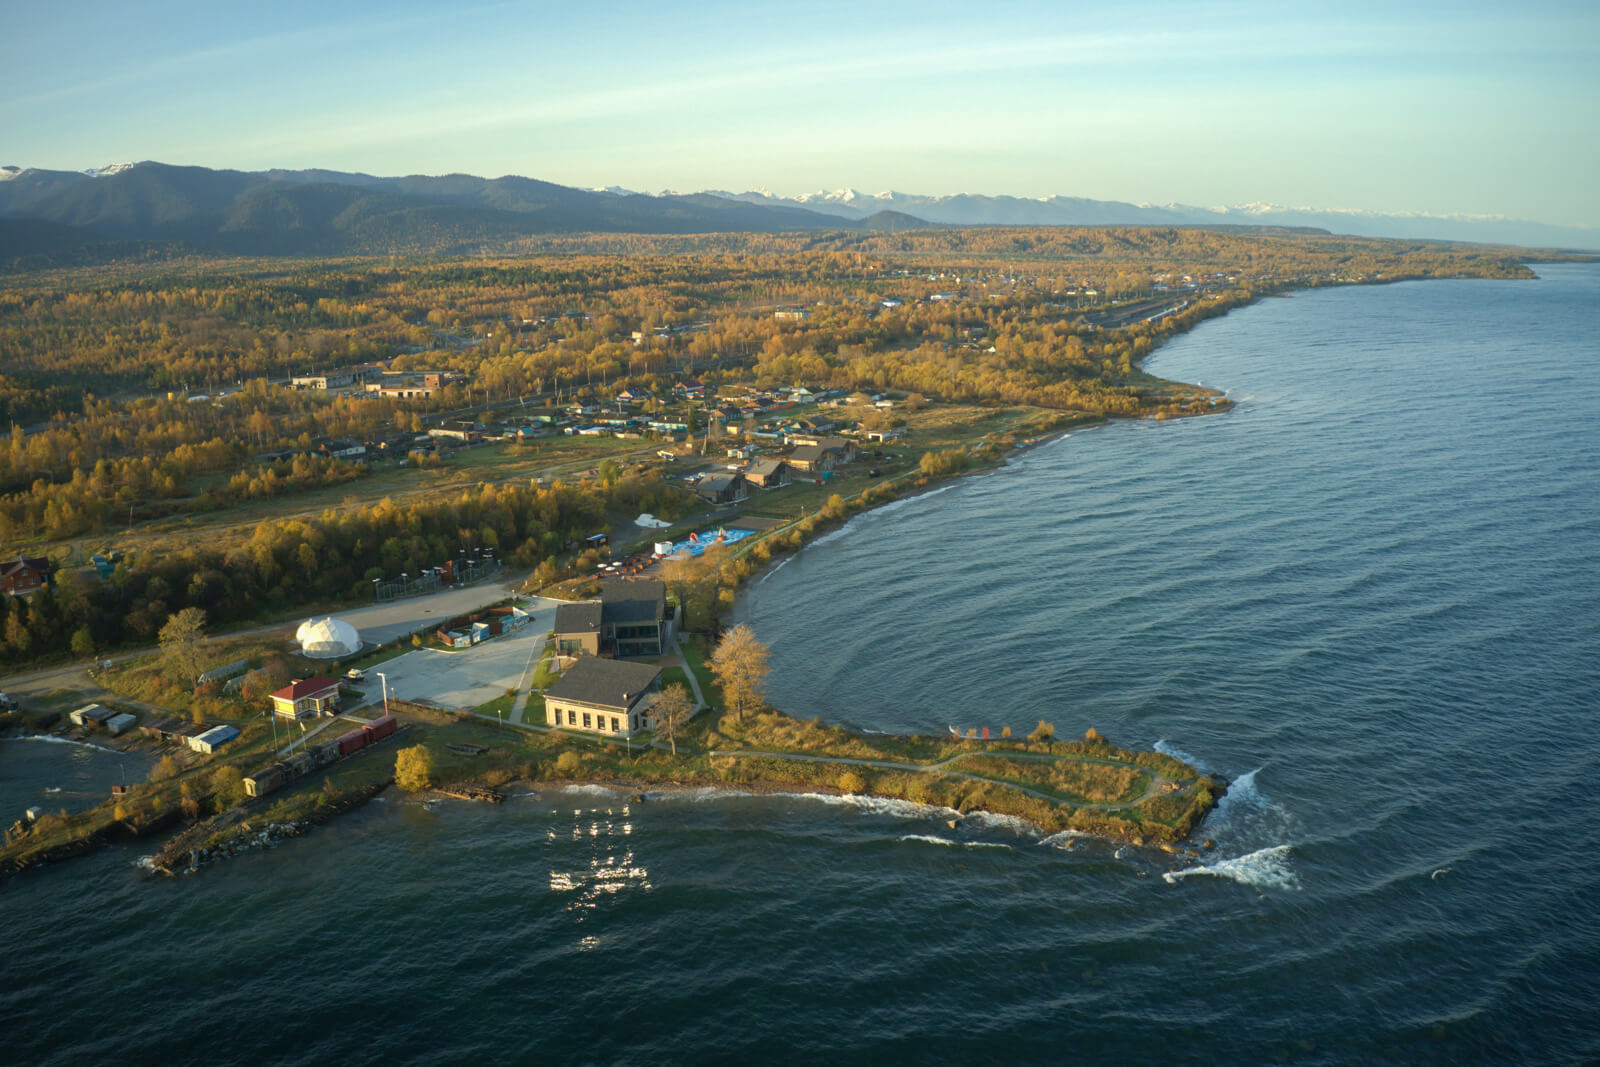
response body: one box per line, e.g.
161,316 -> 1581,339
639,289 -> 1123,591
357,597 -> 561,711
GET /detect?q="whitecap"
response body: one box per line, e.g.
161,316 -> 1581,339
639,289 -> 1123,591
8,735 -> 108,751
756,556 -> 791,585
784,791 -> 961,821
556,784 -> 627,799
960,810 -> 1040,837
899,834 -> 1012,851
900,834 -> 957,847
1162,844 -> 1298,890
1038,829 -> 1090,849
1153,739 -> 1211,773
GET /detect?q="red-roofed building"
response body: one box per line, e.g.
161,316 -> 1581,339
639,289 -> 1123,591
269,677 -> 342,721
1,557 -> 52,596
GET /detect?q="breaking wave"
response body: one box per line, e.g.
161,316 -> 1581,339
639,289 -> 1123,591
7,735 -> 108,751
756,556 -> 791,584
898,834 -> 1014,850
1038,829 -> 1091,850
806,485 -> 958,550
1153,739 -> 1211,774
785,791 -> 961,821
1162,845 -> 1298,890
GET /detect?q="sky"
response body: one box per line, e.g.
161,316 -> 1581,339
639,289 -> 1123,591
4,0 -> 1597,227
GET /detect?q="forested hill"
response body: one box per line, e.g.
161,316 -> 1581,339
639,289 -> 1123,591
0,163 -> 896,258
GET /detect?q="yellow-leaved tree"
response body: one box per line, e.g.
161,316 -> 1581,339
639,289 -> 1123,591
395,745 -> 433,792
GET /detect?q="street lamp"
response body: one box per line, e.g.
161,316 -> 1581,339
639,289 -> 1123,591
376,672 -> 390,718
372,577 -> 381,602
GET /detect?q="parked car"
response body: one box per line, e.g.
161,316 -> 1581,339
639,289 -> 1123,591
346,668 -> 365,681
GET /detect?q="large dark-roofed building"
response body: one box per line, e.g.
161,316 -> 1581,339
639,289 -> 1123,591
553,581 -> 670,658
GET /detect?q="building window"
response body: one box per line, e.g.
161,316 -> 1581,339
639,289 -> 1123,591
567,709 -> 576,726
582,713 -> 591,729
610,717 -> 620,732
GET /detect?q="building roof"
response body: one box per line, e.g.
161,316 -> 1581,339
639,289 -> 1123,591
788,444 -> 825,464
1,557 -> 50,576
554,601 -> 603,635
697,472 -> 744,494
545,657 -> 661,713
746,458 -> 788,478
195,725 -> 240,745
601,581 -> 666,625
271,677 -> 341,702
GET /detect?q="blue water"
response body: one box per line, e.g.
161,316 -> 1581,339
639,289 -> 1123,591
4,265 -> 1598,1064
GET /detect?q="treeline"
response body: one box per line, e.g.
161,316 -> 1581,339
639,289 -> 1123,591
0,451 -> 370,541
0,472 -> 694,665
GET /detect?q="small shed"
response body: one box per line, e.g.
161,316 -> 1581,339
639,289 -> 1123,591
105,713 -> 138,736
70,704 -> 117,729
188,725 -> 239,754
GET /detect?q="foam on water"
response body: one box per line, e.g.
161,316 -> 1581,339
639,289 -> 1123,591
1162,844 -> 1299,890
6,735 -> 110,752
756,556 -> 791,584
900,833 -> 958,847
899,834 -> 1014,850
959,810 -> 1041,837
785,791 -> 961,821
1153,739 -> 1210,774
1038,829 -> 1091,849
806,485 -> 957,550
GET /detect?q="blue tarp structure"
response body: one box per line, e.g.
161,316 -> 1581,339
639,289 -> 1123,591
659,527 -> 755,558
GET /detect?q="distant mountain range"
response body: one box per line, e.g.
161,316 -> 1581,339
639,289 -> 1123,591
0,161 -> 1591,263
691,187 -> 1595,248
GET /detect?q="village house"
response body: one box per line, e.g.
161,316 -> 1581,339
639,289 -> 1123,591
785,436 -> 858,473
553,581 -> 670,658
269,677 -> 342,721
0,557 -> 52,596
544,657 -> 662,739
695,471 -> 748,505
743,458 -> 792,489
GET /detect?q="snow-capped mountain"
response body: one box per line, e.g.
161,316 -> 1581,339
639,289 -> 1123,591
697,188 -> 1593,247
85,162 -> 137,178
0,166 -> 22,182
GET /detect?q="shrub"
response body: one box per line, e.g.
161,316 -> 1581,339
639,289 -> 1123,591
555,751 -> 583,776
395,745 -> 434,792
838,770 -> 867,794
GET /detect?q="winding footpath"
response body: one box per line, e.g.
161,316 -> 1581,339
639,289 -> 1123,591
705,747 -> 1182,811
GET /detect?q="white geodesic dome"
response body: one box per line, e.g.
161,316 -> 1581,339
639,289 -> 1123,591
295,616 -> 361,659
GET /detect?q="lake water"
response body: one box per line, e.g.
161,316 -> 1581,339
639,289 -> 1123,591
4,264 -> 1597,1064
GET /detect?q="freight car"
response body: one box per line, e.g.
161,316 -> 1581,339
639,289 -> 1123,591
244,763 -> 288,798
337,728 -> 370,756
364,715 -> 397,742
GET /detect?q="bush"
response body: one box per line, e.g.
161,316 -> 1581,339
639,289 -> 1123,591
395,745 -> 433,792
555,751 -> 583,776
838,770 -> 866,794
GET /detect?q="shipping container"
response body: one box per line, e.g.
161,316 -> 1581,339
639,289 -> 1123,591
337,729 -> 369,756
363,715 -> 397,742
